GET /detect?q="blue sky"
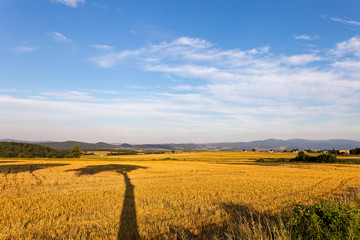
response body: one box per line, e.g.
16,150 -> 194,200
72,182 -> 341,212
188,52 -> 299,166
0,0 -> 360,143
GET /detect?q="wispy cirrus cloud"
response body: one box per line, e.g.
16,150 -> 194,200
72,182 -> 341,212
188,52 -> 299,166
13,46 -> 38,53
39,90 -> 121,102
0,89 -> 28,93
51,0 -> 85,8
41,91 -> 94,101
89,44 -> 114,51
294,34 -> 319,40
89,49 -> 142,68
330,17 -> 360,27
51,32 -> 72,42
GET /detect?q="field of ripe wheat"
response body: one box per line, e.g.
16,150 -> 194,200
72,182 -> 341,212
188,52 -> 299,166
0,152 -> 359,239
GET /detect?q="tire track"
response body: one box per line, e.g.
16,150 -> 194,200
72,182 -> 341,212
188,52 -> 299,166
329,177 -> 356,194
29,165 -> 43,185
1,167 -> 11,190
306,177 -> 333,192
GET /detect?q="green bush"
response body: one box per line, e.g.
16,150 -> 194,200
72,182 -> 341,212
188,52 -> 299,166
316,153 -> 338,163
284,199 -> 360,239
293,151 -> 308,162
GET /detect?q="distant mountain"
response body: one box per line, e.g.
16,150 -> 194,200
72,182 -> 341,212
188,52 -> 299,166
1,138 -> 359,151
133,143 -> 201,151
39,141 -> 123,150
206,139 -> 360,151
119,143 -> 133,148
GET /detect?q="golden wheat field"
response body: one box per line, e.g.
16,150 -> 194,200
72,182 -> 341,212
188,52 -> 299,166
1,151 -> 360,239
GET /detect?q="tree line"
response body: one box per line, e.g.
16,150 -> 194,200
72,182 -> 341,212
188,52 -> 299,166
0,142 -> 82,158
291,151 -> 339,163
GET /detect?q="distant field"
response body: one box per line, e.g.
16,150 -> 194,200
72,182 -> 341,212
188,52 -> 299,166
83,151 -> 299,162
1,152 -> 360,239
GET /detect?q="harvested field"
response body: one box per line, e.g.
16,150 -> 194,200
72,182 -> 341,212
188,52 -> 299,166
1,152 -> 360,239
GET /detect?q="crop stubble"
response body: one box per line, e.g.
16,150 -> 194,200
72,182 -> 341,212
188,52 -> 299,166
0,152 -> 359,239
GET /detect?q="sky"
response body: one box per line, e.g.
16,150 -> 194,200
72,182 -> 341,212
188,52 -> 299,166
0,0 -> 360,143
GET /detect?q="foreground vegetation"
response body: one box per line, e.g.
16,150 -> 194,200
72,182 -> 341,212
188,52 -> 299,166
0,151 -> 359,239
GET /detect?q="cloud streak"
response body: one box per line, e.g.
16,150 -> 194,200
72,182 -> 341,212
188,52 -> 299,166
52,32 -> 72,42
90,44 -> 114,51
52,0 -> 85,8
294,34 -> 319,40
331,17 -> 360,27
13,46 -> 37,53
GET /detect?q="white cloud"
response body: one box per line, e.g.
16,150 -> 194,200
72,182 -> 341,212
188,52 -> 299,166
52,32 -> 72,42
4,36 -> 360,142
146,65 -> 236,81
0,89 -> 27,93
294,34 -> 319,40
52,0 -> 85,8
172,37 -> 212,48
41,91 -> 94,101
90,90 -> 118,94
332,60 -> 360,69
13,46 -> 37,53
1,87 -> 359,142
39,90 -> 121,101
89,36 -> 360,110
281,54 -> 324,65
90,44 -> 114,51
331,17 -> 360,27
90,37 -> 270,68
89,49 -> 142,68
330,36 -> 360,57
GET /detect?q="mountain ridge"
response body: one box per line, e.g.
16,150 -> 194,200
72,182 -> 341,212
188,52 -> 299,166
1,138 -> 359,151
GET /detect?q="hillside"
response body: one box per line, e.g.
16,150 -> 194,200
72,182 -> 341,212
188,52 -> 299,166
0,142 -> 67,158
39,141 -> 123,150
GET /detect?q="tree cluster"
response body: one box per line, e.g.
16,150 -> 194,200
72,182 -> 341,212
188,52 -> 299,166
0,142 -> 82,158
291,151 -> 339,163
350,148 -> 360,155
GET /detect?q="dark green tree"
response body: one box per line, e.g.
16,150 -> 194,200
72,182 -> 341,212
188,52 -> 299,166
350,148 -> 360,155
67,144 -> 82,158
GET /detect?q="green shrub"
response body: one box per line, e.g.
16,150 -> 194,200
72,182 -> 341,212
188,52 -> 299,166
293,151 -> 308,162
316,153 -> 338,163
284,199 -> 360,239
